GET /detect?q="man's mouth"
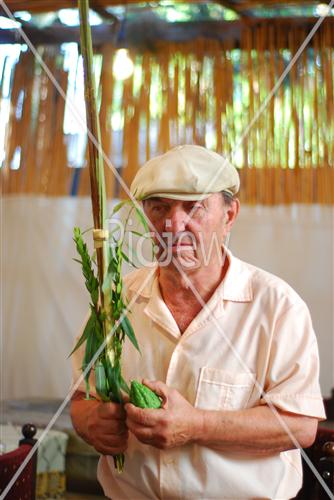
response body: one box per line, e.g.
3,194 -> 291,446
156,238 -> 197,254
171,242 -> 195,250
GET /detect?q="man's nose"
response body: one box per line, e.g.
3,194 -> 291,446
165,208 -> 189,233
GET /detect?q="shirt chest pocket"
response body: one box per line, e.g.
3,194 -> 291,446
194,367 -> 255,411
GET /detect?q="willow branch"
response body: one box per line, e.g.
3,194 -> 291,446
78,0 -> 107,290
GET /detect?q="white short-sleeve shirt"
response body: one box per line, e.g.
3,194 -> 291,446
72,250 -> 325,499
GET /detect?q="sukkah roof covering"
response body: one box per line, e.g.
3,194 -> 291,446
0,1 -> 334,46
1,1 -> 333,203
2,0 -> 334,17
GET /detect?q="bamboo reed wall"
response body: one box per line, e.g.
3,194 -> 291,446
1,21 -> 333,204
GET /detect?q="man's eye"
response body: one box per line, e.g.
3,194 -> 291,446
151,205 -> 166,213
191,203 -> 204,211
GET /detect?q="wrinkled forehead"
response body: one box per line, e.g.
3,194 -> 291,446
143,194 -> 211,205
142,193 -> 226,212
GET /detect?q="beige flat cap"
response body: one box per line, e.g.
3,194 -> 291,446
130,145 -> 240,201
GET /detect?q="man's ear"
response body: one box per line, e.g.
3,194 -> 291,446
225,198 -> 240,231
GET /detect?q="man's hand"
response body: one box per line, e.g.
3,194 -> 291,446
125,380 -> 200,450
70,392 -> 128,455
86,401 -> 128,455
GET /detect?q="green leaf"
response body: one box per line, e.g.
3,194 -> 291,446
83,332 -> 94,388
128,230 -> 151,238
103,253 -> 119,295
73,226 -> 81,239
121,250 -> 138,268
82,226 -> 94,235
105,359 -> 122,403
121,315 -> 141,353
120,376 -> 130,395
111,200 -> 128,216
102,268 -> 112,294
73,227 -> 100,307
93,310 -> 104,341
68,312 -> 95,358
95,361 -> 110,402
106,226 -> 122,243
83,312 -> 103,378
107,251 -> 119,274
72,258 -> 83,265
134,206 -> 150,234
123,239 -> 140,260
82,364 -> 91,400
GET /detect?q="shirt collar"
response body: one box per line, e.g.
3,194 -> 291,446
220,249 -> 253,302
126,264 -> 157,299
126,251 -> 253,338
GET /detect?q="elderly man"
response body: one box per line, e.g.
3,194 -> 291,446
71,145 -> 325,499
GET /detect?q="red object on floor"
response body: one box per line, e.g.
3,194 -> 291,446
0,424 -> 37,500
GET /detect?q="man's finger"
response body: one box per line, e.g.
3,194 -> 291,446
98,402 -> 126,420
93,430 -> 129,455
127,423 -> 154,444
125,403 -> 160,426
142,379 -> 169,408
104,419 -> 128,434
96,442 -> 128,455
98,429 -> 128,444
142,379 -> 166,395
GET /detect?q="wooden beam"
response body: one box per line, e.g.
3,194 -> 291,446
90,1 -> 119,24
238,0 -> 321,8
2,0 -> 323,14
216,0 -> 259,18
216,1 -> 243,13
3,0 -> 76,13
0,17 -> 333,47
0,19 -> 242,46
218,0 -> 330,17
1,0 -> 325,21
2,0 -> 208,14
